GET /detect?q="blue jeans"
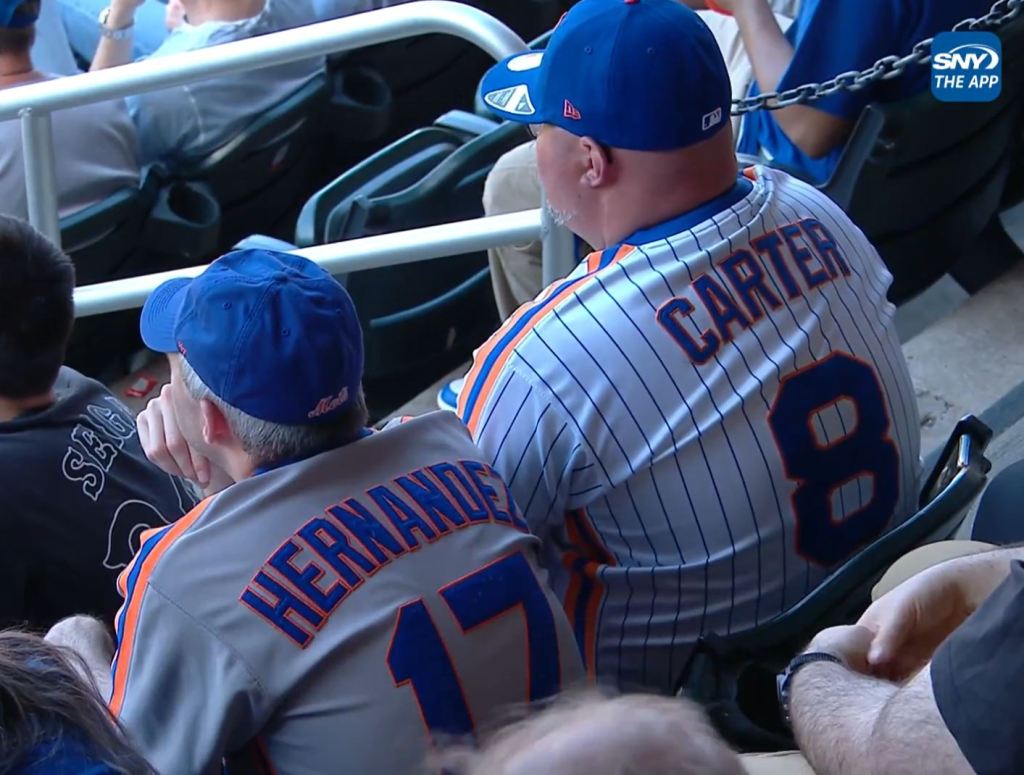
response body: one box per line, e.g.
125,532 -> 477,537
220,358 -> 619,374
56,0 -> 170,62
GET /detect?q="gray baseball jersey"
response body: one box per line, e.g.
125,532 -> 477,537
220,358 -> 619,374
109,411 -> 584,774
458,167 -> 921,692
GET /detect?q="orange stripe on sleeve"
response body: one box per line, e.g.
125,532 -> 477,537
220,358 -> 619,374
461,245 -> 635,434
109,497 -> 213,716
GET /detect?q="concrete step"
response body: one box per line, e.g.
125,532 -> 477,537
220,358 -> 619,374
904,261 -> 1024,457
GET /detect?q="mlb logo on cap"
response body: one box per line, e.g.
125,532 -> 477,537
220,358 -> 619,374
479,0 -> 732,152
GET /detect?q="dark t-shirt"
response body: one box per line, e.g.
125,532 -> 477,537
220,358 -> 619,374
0,368 -> 198,631
932,560 -> 1024,775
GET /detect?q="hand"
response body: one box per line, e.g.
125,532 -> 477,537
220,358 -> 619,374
45,616 -> 115,698
805,625 -> 874,675
165,0 -> 186,31
857,564 -> 972,681
137,384 -> 211,488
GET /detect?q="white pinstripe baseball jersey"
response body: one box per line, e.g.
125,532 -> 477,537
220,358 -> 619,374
458,167 -> 921,693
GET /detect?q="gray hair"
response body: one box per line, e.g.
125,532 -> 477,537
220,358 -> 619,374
179,357 -> 366,468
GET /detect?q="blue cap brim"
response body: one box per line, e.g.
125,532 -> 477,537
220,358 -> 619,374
139,277 -> 191,353
480,51 -> 548,124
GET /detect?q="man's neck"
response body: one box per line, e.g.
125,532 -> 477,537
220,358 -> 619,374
0,390 -> 56,422
183,0 -> 265,26
0,53 -> 40,87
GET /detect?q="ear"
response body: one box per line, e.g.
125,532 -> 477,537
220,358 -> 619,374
579,136 -> 613,188
199,398 -> 232,448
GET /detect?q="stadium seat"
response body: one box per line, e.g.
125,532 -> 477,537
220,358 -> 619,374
676,415 -> 994,753
786,14 -> 1024,303
61,169 -> 164,378
293,115 -> 529,413
330,0 -> 569,150
170,73 -> 329,251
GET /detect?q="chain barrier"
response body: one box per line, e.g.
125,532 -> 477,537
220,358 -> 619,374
731,0 -> 1022,115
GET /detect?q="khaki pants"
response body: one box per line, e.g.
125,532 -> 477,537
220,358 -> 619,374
482,9 -> 794,319
739,540 -> 995,774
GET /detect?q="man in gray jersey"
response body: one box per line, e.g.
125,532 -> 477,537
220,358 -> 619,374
67,248 -> 583,774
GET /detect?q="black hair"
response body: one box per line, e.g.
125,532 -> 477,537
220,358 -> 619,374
0,1 -> 38,56
0,630 -> 156,774
0,216 -> 76,399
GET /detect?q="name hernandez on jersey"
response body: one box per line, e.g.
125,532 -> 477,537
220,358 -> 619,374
241,459 -> 529,647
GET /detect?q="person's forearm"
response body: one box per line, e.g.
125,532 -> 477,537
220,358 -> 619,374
947,546 -> 1023,610
90,7 -> 135,70
791,662 -> 897,775
730,0 -> 846,157
792,661 -> 974,775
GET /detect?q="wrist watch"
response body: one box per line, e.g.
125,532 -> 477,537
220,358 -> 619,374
98,6 -> 134,40
776,652 -> 844,729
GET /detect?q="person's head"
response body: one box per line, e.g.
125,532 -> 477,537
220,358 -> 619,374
440,690 -> 745,775
0,0 -> 38,59
140,249 -> 368,479
480,0 -> 737,250
0,216 -> 75,403
0,630 -> 155,774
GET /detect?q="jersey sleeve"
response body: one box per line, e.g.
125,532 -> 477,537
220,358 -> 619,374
931,561 -> 1024,775
463,364 -> 603,539
777,0 -> 906,119
110,583 -> 271,775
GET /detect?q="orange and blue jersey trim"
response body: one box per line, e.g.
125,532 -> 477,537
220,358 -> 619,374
561,508 -> 615,681
458,244 -> 635,433
110,497 -> 213,716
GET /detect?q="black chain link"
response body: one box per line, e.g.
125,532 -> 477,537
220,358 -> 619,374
731,0 -> 1022,114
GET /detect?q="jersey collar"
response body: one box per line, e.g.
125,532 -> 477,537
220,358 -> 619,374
251,427 -> 374,477
621,176 -> 754,247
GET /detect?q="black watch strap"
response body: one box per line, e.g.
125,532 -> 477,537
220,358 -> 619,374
777,652 -> 844,729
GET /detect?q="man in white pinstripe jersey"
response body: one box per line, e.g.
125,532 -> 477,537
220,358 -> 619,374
459,0 -> 921,693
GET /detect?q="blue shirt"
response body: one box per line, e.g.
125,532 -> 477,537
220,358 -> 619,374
17,736 -> 120,775
127,0 -> 323,167
737,0 -> 995,184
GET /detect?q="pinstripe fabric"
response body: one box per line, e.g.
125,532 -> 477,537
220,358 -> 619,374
462,168 -> 921,692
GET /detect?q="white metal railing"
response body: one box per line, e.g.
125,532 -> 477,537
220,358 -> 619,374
74,210 -> 548,317
2,1 -> 528,244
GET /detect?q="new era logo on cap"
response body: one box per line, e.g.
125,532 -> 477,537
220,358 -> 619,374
563,100 -> 582,120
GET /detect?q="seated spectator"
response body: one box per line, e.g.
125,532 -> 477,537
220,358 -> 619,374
440,690 -> 745,775
0,217 -> 195,631
472,0 -> 993,325
83,0 -> 323,167
457,0 -> 921,694
702,0 -> 995,184
780,537 -> 1024,775
58,248 -> 584,773
0,0 -> 138,221
0,629 -> 155,774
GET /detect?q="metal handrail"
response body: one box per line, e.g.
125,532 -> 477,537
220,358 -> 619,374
4,1 -> 528,243
73,209 -> 543,318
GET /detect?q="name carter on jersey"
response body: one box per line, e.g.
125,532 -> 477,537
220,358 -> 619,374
657,218 -> 852,365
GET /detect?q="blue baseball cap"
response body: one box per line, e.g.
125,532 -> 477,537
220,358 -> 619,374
140,249 -> 364,426
0,0 -> 38,28
480,0 -> 731,151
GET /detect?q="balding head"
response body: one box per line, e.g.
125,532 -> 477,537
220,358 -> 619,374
440,691 -> 745,775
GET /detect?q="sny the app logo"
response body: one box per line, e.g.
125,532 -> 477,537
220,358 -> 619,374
931,31 -> 1002,103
